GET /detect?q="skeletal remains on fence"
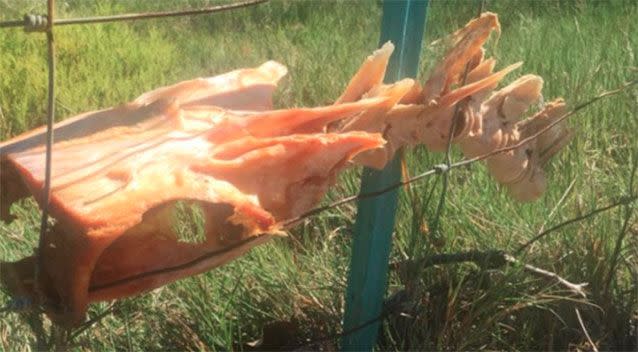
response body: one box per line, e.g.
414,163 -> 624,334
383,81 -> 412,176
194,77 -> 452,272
0,13 -> 571,326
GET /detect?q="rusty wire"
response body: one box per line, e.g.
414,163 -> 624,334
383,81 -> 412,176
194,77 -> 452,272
0,0 -> 267,29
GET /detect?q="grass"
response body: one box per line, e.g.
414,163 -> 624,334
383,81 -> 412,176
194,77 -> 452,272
0,0 -> 637,350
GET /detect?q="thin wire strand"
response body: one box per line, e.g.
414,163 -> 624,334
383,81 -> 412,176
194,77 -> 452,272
34,0 -> 56,308
515,194 -> 637,254
0,20 -> 22,28
0,0 -> 268,29
69,302 -> 120,340
87,237 -> 260,292
428,46 -> 472,239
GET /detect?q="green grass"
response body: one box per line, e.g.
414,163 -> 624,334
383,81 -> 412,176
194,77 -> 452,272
1,0 -> 637,350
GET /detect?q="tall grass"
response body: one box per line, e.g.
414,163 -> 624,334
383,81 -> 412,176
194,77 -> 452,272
0,0 -> 636,350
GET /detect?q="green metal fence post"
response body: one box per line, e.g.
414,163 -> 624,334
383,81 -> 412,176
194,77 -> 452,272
341,1 -> 429,350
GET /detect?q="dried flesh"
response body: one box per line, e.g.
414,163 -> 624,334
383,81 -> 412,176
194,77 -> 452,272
0,12 -> 571,326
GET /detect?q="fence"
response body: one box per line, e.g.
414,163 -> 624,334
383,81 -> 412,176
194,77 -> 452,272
0,0 -> 635,351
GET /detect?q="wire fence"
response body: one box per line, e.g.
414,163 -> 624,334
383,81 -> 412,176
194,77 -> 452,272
0,0 -> 267,29
0,0 -> 637,350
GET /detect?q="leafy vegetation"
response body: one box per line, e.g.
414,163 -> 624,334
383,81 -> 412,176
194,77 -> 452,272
0,0 -> 636,350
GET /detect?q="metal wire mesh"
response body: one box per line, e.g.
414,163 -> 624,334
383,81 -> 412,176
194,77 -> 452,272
1,1 -> 636,349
